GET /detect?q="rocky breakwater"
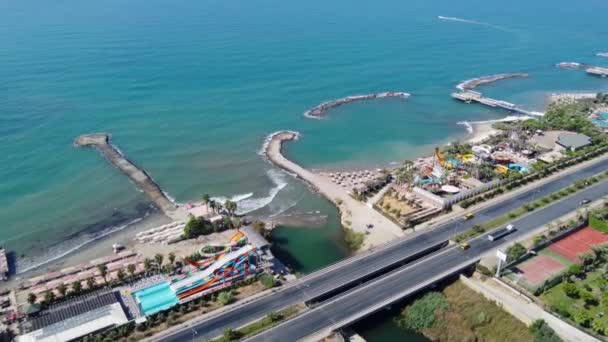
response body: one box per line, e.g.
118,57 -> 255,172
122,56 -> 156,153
456,73 -> 528,91
74,133 -> 177,215
303,91 -> 410,119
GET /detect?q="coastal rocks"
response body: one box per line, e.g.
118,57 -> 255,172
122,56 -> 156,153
303,92 -> 410,119
555,62 -> 584,70
456,73 -> 528,91
74,133 -> 177,215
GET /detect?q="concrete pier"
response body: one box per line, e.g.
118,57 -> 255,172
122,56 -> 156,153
75,133 -> 177,214
303,92 -> 410,119
451,90 -> 544,117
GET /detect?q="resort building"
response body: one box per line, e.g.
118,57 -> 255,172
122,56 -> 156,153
555,132 -> 592,151
18,292 -> 129,342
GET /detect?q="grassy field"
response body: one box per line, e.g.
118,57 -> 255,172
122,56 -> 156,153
403,281 -> 534,342
540,271 -> 608,335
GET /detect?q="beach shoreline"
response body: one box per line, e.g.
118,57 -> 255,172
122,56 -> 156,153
263,131 -> 404,250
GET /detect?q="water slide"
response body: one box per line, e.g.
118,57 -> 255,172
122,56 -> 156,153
171,245 -> 256,299
435,148 -> 452,169
177,275 -> 219,299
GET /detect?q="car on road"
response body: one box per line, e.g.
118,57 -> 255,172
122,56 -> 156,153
460,242 -> 470,250
463,213 -> 474,220
580,199 -> 591,205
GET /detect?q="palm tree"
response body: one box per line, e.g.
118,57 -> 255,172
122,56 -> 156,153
154,253 -> 164,269
97,264 -> 108,284
86,277 -> 96,290
44,291 -> 55,305
144,258 -> 153,275
202,194 -> 211,213
57,283 -> 67,297
27,293 -> 36,305
127,264 -> 137,280
72,280 -> 82,295
209,200 -> 217,214
168,252 -> 176,265
116,268 -> 126,283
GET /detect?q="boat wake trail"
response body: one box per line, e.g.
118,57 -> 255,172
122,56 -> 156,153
438,16 -> 511,32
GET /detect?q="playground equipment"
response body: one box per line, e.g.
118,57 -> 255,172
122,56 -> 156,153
495,164 -> 509,174
457,154 -> 475,164
171,245 -> 260,300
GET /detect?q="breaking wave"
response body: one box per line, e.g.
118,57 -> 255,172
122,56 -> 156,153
216,169 -> 289,215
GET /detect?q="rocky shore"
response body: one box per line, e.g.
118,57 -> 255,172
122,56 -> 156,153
303,92 -> 410,119
456,73 -> 528,91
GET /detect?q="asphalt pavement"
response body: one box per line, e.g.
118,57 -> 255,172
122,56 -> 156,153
248,178 -> 608,341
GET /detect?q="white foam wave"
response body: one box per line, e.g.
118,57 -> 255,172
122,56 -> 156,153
258,130 -> 301,157
17,217 -> 144,274
596,52 -> 608,58
211,192 -> 255,205
235,170 -> 288,214
438,15 -> 510,32
457,121 -> 473,134
462,115 -> 532,125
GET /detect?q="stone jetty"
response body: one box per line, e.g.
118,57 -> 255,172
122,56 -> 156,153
263,131 -> 403,248
74,133 -> 177,214
586,66 -> 608,77
456,73 -> 528,91
303,91 -> 410,119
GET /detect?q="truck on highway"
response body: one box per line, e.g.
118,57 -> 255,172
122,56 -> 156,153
487,224 -> 515,242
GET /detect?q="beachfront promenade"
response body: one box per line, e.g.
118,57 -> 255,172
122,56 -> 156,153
263,131 -> 404,247
75,133 -> 177,215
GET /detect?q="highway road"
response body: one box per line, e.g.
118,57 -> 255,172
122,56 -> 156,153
157,157 -> 608,342
248,178 -> 608,342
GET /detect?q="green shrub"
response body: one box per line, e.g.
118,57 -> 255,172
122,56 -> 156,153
529,319 -> 562,342
506,243 -> 527,262
397,292 -> 448,332
217,291 -> 234,306
344,228 -> 365,251
562,282 -> 579,298
260,274 -> 276,289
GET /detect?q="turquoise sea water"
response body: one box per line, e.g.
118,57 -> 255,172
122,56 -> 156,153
1,0 -> 608,272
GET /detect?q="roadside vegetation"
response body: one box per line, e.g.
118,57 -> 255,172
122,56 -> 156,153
529,319 -> 562,342
397,281 -> 534,341
212,305 -> 304,342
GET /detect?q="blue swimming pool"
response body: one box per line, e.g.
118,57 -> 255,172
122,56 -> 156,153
133,281 -> 179,316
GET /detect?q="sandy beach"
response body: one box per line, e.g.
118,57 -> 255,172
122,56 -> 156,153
2,211 -> 173,290
263,131 -> 404,250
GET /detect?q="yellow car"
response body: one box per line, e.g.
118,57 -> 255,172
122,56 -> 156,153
463,213 -> 474,220
460,243 -> 470,251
